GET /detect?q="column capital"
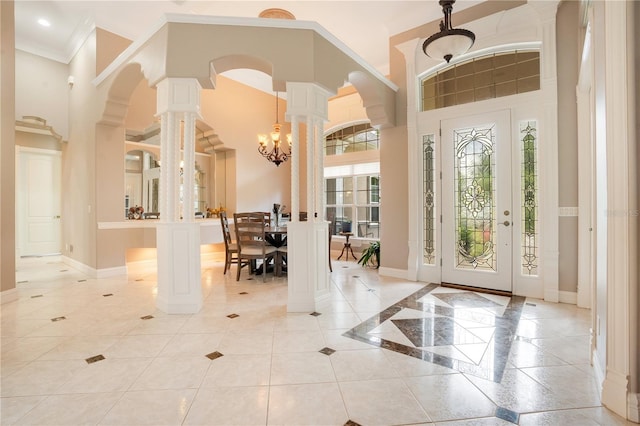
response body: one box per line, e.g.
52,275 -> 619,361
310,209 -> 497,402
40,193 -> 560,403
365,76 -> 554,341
285,82 -> 333,121
156,78 -> 202,116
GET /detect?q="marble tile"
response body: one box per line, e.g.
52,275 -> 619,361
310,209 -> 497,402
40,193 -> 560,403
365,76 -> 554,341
465,368 -> 566,413
0,396 -> 46,425
435,417 -> 515,425
382,348 -> 457,377
130,356 -> 211,390
217,331 -> 274,355
339,378 -> 430,425
37,335 -> 120,361
184,386 -> 268,425
267,383 -> 349,425
99,389 -> 196,425
270,352 -> 336,385
1,359 -> 85,397
55,358 -> 151,394
16,392 -> 122,425
272,330 -> 326,353
520,364 -> 602,408
200,353 -> 271,387
158,333 -> 224,357
0,336 -> 68,364
126,317 -> 189,335
102,334 -> 173,358
405,374 -> 497,422
518,406 -> 632,426
329,349 -> 399,381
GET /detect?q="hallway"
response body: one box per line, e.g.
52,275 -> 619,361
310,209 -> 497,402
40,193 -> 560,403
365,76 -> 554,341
0,256 -> 630,425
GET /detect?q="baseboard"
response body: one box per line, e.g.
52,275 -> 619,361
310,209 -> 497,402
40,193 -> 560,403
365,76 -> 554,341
558,290 -> 578,304
602,368 -> 629,419
62,256 -> 127,279
96,266 -> 127,278
378,267 -> 409,280
0,288 -> 19,304
592,349 -> 605,398
62,255 -> 96,277
628,392 -> 640,423
544,288 -> 559,303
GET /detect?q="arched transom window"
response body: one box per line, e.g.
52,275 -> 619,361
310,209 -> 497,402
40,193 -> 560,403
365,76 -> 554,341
420,50 -> 540,111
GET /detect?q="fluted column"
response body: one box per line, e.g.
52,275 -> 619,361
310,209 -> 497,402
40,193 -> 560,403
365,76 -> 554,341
285,82 -> 332,312
155,78 -> 203,314
290,116 -> 300,222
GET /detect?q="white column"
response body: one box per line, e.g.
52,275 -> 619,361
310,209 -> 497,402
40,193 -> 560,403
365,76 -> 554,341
315,117 -> 324,220
155,78 -> 203,314
291,116 -> 300,222
306,116 -> 315,218
531,1 -> 561,303
183,112 -> 196,222
285,82 -> 333,312
600,0 -> 636,420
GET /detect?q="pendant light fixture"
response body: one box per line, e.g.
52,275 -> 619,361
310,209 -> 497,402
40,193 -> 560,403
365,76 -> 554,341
258,92 -> 291,167
422,0 -> 475,63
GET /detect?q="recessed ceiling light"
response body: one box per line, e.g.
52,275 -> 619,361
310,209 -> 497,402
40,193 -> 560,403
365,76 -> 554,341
37,18 -> 51,27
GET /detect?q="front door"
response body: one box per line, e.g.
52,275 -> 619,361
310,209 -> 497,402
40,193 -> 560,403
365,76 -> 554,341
441,110 -> 512,292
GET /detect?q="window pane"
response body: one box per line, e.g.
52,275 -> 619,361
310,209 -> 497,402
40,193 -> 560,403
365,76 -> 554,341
420,50 -> 540,111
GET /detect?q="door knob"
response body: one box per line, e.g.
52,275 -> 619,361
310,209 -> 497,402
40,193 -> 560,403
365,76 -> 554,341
498,220 -> 510,226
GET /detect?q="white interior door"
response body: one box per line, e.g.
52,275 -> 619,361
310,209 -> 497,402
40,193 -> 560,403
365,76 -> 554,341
17,148 -> 62,256
441,110 -> 512,292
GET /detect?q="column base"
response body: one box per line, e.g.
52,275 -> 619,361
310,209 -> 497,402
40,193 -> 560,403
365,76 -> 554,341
156,222 -> 202,314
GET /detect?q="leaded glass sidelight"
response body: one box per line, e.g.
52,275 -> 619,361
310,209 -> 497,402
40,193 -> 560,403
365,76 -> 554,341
423,134 -> 436,264
521,121 -> 538,275
454,126 -> 496,271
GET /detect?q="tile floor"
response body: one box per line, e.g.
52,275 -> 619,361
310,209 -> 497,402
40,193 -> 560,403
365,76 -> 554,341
0,255 -> 632,425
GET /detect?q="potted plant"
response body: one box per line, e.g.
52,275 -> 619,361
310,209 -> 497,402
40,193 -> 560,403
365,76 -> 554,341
358,241 -> 380,268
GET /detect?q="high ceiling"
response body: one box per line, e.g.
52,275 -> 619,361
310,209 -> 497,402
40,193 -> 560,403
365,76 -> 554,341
14,0 -> 482,91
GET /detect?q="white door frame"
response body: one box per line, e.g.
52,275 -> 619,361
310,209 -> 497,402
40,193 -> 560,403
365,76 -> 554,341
16,146 -> 62,256
414,90 -> 549,299
440,110 -> 513,292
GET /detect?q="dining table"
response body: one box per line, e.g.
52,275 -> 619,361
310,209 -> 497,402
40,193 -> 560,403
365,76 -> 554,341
253,225 -> 288,277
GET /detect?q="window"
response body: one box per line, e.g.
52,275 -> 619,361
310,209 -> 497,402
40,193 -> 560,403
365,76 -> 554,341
420,50 -> 540,111
325,123 -> 379,156
326,174 -> 380,238
324,124 -> 380,238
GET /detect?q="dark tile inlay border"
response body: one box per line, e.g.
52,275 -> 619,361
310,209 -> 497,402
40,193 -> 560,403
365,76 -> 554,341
86,354 -> 105,364
31,294 -> 43,298
206,351 -> 224,360
135,279 -> 143,282
227,314 -> 239,319
319,347 -> 336,356
342,283 -> 525,383
51,316 -> 66,322
309,312 -> 322,317
239,292 -> 249,295
526,302 -> 536,307
103,293 -> 113,297
17,280 -> 28,284
140,315 -> 154,320
60,269 -> 68,272
344,420 -> 362,426
495,406 -> 520,424
77,279 -> 86,282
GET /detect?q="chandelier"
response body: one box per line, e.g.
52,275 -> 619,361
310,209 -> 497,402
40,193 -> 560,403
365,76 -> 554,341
422,0 -> 475,63
258,92 -> 291,167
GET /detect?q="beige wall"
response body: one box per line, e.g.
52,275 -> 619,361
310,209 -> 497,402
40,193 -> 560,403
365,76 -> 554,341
557,0 -> 580,293
14,50 -> 69,140
1,0 -> 16,294
96,28 -> 131,76
64,31 -> 98,268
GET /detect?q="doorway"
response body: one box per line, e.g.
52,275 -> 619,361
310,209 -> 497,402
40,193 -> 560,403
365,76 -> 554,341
441,110 -> 512,293
16,147 -> 62,256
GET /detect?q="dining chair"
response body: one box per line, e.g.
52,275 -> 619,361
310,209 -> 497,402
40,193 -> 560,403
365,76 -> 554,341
234,212 -> 277,282
219,211 -> 238,275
